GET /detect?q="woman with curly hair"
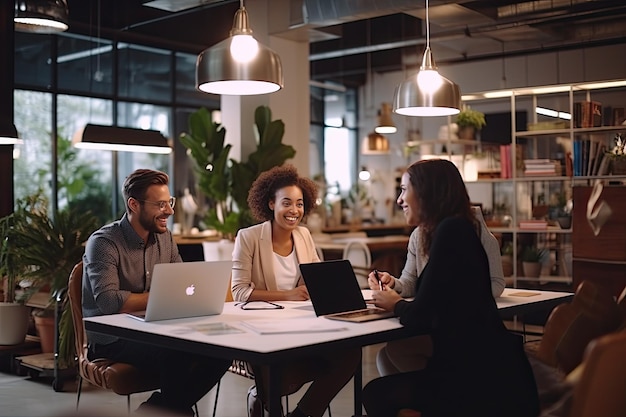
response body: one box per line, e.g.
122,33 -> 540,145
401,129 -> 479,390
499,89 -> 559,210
231,164 -> 361,417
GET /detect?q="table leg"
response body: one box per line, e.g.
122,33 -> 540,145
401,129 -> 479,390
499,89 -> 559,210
267,364 -> 282,417
353,359 -> 363,416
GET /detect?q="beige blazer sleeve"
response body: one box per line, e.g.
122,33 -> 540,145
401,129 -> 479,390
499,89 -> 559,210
230,221 -> 320,302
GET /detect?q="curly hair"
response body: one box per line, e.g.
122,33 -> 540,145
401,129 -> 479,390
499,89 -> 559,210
247,164 -> 319,222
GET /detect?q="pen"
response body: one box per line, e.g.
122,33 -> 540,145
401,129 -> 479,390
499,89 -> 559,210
374,269 -> 383,290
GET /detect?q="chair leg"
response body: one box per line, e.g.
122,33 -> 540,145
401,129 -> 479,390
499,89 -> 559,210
212,379 -> 221,417
127,395 -> 131,414
193,403 -> 199,417
327,405 -> 332,417
75,376 -> 83,410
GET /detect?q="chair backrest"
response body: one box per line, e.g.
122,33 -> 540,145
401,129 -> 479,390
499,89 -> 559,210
342,240 -> 372,289
569,330 -> 626,417
537,280 -> 621,374
68,262 -> 87,372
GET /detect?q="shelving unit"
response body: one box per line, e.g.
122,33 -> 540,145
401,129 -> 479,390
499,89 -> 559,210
413,79 -> 626,288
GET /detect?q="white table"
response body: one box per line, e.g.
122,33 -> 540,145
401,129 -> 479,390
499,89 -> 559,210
84,289 -> 573,416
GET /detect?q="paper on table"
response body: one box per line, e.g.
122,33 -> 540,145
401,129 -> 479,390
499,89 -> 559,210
191,322 -> 245,335
508,291 -> 541,297
361,289 -> 374,301
240,318 -> 348,335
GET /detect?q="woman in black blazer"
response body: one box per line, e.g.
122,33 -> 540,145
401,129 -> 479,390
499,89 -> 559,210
364,159 -> 539,417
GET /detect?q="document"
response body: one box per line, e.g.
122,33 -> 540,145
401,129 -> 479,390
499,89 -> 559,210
240,318 -> 348,335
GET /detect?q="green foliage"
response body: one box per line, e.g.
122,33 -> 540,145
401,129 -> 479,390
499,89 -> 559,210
0,191 -> 99,305
521,245 -> 547,263
456,108 -> 486,129
179,106 -> 296,237
501,241 -> 514,256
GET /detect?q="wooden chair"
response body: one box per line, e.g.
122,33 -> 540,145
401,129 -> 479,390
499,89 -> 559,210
568,330 -> 626,417
67,262 -> 160,413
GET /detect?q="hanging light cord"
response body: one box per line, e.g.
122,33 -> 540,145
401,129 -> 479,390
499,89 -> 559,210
425,0 -> 430,50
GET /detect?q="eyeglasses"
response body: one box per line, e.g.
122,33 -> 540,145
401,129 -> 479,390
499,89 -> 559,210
135,196 -> 176,211
234,300 -> 284,310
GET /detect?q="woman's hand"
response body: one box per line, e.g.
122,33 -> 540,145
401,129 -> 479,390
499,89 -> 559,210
371,288 -> 402,312
284,285 -> 310,301
368,270 -> 394,290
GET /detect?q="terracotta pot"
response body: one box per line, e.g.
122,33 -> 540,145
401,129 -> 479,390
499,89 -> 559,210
522,261 -> 542,278
33,314 -> 55,353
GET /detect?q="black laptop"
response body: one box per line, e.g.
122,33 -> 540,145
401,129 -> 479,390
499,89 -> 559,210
299,259 -> 394,322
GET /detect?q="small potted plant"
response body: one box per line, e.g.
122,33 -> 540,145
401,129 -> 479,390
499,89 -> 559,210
455,107 -> 486,140
521,245 -> 547,278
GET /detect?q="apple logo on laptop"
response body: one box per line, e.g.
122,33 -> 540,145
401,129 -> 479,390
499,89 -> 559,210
185,284 -> 195,296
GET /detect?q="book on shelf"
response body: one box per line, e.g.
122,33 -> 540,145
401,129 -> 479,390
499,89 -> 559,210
574,101 -> 603,128
499,144 -> 524,179
519,220 -> 548,230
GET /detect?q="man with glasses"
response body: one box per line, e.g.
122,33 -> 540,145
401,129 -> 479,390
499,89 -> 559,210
82,169 -> 231,416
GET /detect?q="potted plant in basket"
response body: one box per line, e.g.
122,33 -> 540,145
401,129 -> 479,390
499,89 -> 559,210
607,133 -> 626,175
521,245 -> 547,278
0,191 -> 99,365
455,107 -> 486,140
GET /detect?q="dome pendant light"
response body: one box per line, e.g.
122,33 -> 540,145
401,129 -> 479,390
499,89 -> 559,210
14,0 -> 69,34
392,0 -> 461,116
195,0 -> 283,95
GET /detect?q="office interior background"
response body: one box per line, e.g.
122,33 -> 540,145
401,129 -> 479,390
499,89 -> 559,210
2,0 -> 626,226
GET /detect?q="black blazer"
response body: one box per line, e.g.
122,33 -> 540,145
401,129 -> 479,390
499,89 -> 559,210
394,216 -> 539,417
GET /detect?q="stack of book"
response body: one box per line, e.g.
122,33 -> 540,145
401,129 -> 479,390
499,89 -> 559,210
519,219 -> 548,230
523,159 -> 560,176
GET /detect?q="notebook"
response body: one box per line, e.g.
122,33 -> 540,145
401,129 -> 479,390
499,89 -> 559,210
127,260 -> 233,322
299,259 -> 394,322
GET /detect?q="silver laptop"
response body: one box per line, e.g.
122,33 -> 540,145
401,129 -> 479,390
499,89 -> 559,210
299,259 -> 394,323
127,260 -> 232,322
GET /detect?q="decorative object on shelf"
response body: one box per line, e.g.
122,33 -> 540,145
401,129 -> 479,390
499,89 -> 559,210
195,0 -> 283,95
455,107 -> 486,140
179,105 -> 295,238
14,0 -> 69,34
392,0 -> 461,116
607,133 -> 626,175
521,245 -> 547,278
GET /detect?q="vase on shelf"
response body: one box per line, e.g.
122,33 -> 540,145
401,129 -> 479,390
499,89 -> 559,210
610,158 -> 626,175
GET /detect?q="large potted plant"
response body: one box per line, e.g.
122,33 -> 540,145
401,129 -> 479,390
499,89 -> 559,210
521,245 -> 547,278
0,191 -> 99,363
180,105 -> 296,238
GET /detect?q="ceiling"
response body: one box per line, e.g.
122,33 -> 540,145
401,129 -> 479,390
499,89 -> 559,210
63,0 -> 626,88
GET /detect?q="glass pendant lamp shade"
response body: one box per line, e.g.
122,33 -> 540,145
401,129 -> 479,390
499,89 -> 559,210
361,131 -> 390,155
375,102 -> 397,134
196,4 -> 283,95
393,47 -> 461,116
14,0 -> 69,34
72,124 -> 172,154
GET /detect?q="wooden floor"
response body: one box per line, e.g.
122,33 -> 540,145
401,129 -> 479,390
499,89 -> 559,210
0,344 -> 385,417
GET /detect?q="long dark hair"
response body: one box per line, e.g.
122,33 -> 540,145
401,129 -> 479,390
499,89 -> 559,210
406,159 -> 478,255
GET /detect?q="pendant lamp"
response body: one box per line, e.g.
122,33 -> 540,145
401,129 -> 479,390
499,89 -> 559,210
361,131 -> 390,155
375,102 -> 397,134
0,122 -> 21,145
14,0 -> 69,34
196,0 -> 283,95
72,124 -> 172,154
393,0 -> 461,116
